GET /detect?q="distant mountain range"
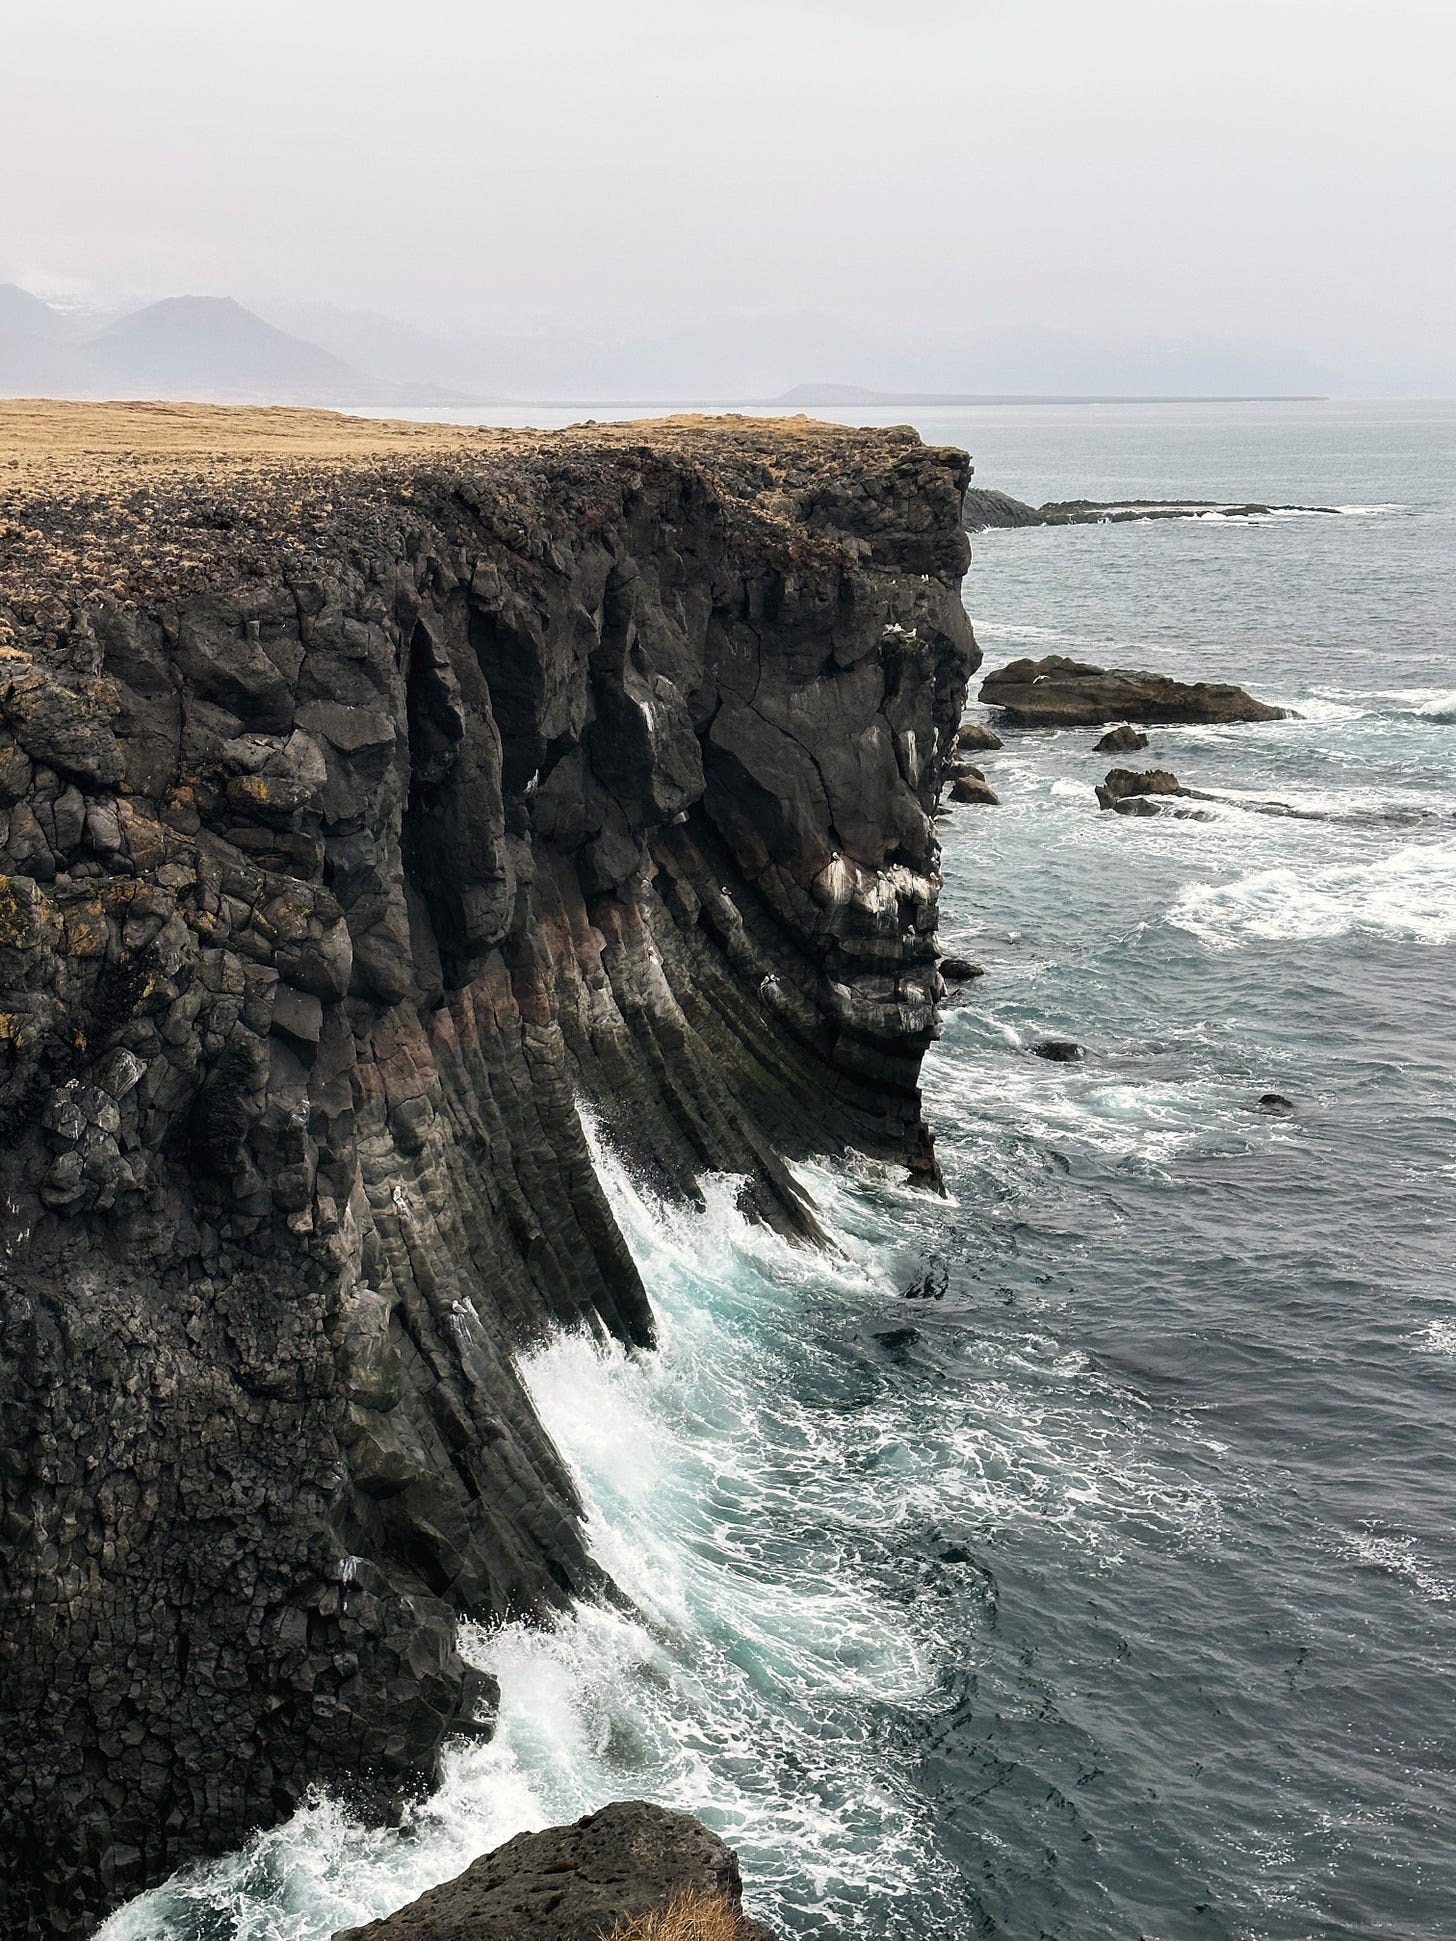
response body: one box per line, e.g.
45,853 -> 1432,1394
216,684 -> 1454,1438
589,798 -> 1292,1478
0,285 -> 1342,408
0,288 -> 485,405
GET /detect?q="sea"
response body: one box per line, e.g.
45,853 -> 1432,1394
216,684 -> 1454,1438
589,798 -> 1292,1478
103,400 -> 1456,1941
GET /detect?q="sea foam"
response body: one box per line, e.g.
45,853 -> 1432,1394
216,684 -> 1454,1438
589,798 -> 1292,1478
1168,841 -> 1456,948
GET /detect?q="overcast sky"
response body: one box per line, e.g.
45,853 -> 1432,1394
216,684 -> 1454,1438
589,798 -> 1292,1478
3,0 -> 1451,379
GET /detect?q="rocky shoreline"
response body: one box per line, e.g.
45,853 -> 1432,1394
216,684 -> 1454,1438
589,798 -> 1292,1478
0,403 -> 977,1936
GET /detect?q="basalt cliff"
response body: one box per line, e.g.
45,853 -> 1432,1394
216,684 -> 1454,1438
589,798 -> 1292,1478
0,402 -> 977,1935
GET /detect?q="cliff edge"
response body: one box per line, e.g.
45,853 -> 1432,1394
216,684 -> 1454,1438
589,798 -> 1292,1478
0,401 -> 977,1934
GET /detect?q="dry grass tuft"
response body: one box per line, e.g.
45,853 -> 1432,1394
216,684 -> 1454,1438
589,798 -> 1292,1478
607,1889 -> 750,1941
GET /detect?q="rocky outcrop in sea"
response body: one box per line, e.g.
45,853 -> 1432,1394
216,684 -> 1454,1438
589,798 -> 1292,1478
0,403 -> 977,1935
962,487 -> 1338,531
980,653 -> 1288,727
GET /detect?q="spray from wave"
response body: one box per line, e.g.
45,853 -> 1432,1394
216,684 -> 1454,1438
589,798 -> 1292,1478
100,1122 -> 1221,1941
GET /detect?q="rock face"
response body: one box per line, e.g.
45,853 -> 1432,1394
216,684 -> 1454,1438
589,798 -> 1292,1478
981,654 -> 1289,727
331,1802 -> 773,1941
0,403 -> 978,1935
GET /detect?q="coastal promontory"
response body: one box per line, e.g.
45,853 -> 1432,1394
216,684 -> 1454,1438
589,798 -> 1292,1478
0,402 -> 977,1935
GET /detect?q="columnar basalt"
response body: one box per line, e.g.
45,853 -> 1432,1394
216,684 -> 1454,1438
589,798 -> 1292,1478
0,402 -> 978,1935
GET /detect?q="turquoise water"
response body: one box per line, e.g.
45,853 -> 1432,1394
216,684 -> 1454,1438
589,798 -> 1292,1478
105,403 -> 1456,1941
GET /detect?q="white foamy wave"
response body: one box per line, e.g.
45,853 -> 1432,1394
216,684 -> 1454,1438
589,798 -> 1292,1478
1304,684 -> 1456,722
924,1043 -> 1251,1171
101,1126 -> 1224,1941
1168,842 -> 1456,948
1347,1530 -> 1454,1604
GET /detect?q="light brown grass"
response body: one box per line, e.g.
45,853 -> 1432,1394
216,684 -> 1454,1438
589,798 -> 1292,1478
607,1889 -> 750,1941
0,396 -> 840,467
0,397 -> 911,656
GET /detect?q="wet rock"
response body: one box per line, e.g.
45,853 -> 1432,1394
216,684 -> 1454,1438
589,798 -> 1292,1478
982,654 -> 1290,727
1032,1039 -> 1084,1062
1094,723 -> 1149,753
949,774 -> 999,806
964,488 -> 1340,531
1254,1093 -> 1295,1115
330,1802 -> 772,1941
1095,767 -> 1194,812
939,956 -> 984,981
955,719 -> 1003,753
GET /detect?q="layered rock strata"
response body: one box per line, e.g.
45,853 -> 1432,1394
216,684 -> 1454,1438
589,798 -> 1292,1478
0,403 -> 977,1935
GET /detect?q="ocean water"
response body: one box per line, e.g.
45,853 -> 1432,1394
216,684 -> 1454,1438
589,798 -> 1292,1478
104,402 -> 1456,1941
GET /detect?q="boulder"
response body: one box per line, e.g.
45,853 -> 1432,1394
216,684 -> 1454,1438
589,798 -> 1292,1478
1032,1039 -> 1084,1062
1253,1093 -> 1295,1116
331,1803 -> 776,1941
980,654 -> 1290,727
955,720 -> 1003,753
1094,723 -> 1149,753
1095,767 -> 1194,813
939,956 -> 984,981
949,775 -> 999,806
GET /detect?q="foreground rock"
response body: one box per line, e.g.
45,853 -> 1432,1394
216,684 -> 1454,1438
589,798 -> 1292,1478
981,654 -> 1289,727
332,1803 -> 775,1941
0,403 -> 977,1934
950,772 -> 999,805
1094,723 -> 1149,753
964,488 -> 1339,531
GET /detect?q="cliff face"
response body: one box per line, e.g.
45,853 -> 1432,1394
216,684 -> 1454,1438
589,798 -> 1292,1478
0,403 -> 977,1935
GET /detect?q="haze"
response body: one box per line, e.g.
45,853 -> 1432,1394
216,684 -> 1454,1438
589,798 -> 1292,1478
3,0 -> 1452,397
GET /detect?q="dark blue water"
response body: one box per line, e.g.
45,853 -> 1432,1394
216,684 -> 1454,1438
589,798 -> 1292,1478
107,403 -> 1456,1941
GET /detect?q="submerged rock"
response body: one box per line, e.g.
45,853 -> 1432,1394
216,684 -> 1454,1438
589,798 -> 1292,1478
1094,723 -> 1150,753
874,1325 -> 921,1353
981,654 -> 1290,727
1032,1039 -> 1085,1062
331,1802 -> 777,1941
1254,1093 -> 1296,1116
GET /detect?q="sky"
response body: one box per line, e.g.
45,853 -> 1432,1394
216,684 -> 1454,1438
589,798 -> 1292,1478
2,0 -> 1452,389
